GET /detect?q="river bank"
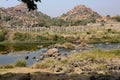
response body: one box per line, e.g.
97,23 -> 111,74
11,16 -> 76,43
0,67 -> 120,80
0,49 -> 120,80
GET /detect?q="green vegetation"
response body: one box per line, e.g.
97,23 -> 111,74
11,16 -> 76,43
112,15 -> 120,22
20,0 -> 41,10
33,18 -> 97,27
70,49 -> 120,62
15,60 -> 27,67
4,16 -> 11,21
33,58 -> 66,69
0,64 -> 14,69
70,49 -> 120,61
32,49 -> 120,72
0,30 -> 7,42
33,49 -> 120,69
87,28 -> 120,43
13,32 -> 31,41
0,24 -> 120,46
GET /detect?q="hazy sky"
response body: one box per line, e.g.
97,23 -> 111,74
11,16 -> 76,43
0,0 -> 120,17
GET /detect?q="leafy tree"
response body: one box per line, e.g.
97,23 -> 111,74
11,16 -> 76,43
112,15 -> 120,22
20,0 -> 41,10
6,0 -> 41,10
73,20 -> 88,26
106,15 -> 111,18
38,20 -> 46,27
4,16 -> 11,21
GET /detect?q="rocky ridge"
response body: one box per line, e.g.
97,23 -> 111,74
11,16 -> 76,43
0,3 -> 51,28
60,5 -> 101,21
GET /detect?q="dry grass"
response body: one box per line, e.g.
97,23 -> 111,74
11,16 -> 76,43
69,49 -> 120,61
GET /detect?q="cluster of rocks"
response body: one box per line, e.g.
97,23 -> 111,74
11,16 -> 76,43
39,48 -> 62,60
23,47 -> 120,80
0,48 -> 120,80
32,48 -> 120,74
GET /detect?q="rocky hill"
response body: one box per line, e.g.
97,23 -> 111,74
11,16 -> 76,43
0,3 -> 51,28
60,5 -> 101,21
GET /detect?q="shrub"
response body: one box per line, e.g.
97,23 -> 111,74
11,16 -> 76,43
63,42 -> 75,50
0,30 -> 7,42
32,58 -> 60,69
101,23 -> 105,26
15,60 -> 27,67
112,15 -> 120,22
0,34 -> 5,42
52,35 -> 65,43
107,29 -> 112,32
32,62 -> 49,69
4,16 -> 11,21
0,64 -> 14,69
13,32 -> 31,41
86,32 -> 91,34
36,35 -> 48,41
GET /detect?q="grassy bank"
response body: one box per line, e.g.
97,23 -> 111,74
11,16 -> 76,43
32,49 -> 120,71
0,27 -> 120,44
0,41 -> 57,54
0,41 -> 56,46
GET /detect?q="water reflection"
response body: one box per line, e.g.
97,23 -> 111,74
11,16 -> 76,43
0,45 -> 7,52
0,43 -> 120,66
0,43 -> 50,54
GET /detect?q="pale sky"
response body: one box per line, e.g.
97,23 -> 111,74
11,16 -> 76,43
0,0 -> 120,17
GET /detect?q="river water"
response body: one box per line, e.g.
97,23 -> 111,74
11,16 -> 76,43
0,43 -> 120,66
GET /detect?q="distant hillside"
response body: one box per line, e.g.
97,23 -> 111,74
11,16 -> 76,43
60,5 -> 101,21
0,4 -> 103,28
0,3 -> 51,28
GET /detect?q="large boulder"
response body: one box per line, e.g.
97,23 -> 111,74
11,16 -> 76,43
42,48 -> 60,58
47,48 -> 59,54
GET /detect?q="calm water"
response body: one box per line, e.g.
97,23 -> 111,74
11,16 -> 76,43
0,43 -> 120,66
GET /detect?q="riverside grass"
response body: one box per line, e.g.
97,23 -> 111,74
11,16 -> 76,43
0,26 -> 120,44
32,49 -> 120,69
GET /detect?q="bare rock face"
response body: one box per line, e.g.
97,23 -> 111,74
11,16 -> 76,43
0,3 -> 51,28
60,5 -> 101,21
13,3 -> 28,11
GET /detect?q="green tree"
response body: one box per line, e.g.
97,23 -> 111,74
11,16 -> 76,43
112,15 -> 120,22
20,0 -> 41,10
7,0 -> 41,10
4,16 -> 11,21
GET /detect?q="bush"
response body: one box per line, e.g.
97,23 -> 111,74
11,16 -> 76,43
113,16 -> 120,22
13,32 -> 31,41
32,58 -> 60,69
0,29 -> 8,42
107,29 -> 112,32
52,35 -> 65,42
15,60 -> 27,67
0,64 -> 14,69
0,34 -> 5,42
63,42 -> 75,50
4,16 -> 11,21
101,23 -> 105,26
32,62 -> 49,69
36,35 -> 48,41
73,20 -> 88,26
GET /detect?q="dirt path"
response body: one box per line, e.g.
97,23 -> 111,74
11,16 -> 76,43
0,67 -> 51,74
